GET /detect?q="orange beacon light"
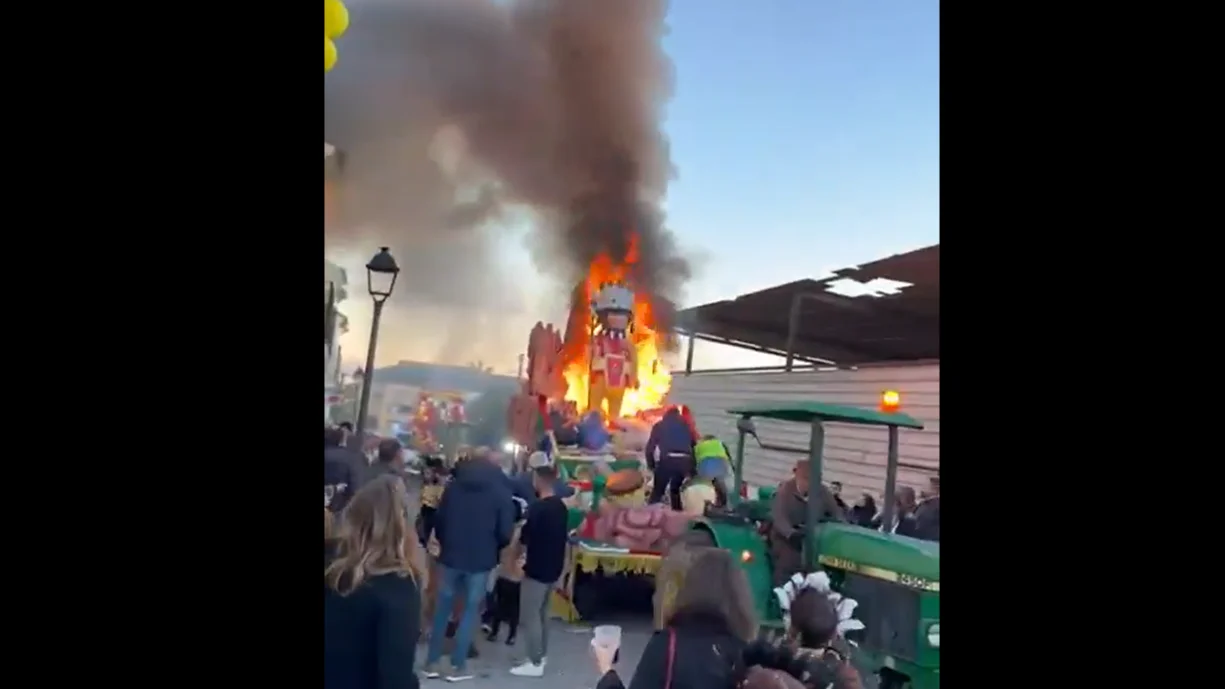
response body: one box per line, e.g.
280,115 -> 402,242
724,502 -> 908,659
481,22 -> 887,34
881,390 -> 901,412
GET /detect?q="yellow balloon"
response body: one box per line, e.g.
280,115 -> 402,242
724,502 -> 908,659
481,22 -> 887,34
324,0 -> 349,39
325,37 -> 338,72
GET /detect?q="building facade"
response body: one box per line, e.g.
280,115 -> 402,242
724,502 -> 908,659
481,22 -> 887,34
324,260 -> 349,422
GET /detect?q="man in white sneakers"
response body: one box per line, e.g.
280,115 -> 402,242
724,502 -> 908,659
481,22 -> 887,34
508,465 -> 569,677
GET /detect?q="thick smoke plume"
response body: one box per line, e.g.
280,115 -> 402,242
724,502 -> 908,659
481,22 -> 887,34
325,0 -> 688,368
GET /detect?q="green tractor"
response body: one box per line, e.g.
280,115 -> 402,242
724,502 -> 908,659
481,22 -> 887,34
664,401 -> 939,689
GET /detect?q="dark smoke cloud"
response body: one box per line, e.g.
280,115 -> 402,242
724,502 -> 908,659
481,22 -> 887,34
325,0 -> 689,363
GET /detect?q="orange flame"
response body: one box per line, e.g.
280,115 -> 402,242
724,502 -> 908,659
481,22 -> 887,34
560,236 -> 671,418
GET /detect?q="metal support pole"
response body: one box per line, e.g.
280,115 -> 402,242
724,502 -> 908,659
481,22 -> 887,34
803,418 -> 825,564
324,282 -> 337,377
685,333 -> 696,376
732,422 -> 748,506
784,294 -> 803,371
355,299 -> 385,437
586,318 -> 596,414
881,425 -> 900,532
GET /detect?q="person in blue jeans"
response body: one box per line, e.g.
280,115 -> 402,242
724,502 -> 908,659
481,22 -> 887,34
423,456 -> 516,682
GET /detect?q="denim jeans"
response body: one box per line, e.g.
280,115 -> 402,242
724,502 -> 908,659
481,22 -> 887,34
425,565 -> 491,671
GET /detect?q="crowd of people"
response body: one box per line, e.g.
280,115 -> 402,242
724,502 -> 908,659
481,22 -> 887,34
831,476 -> 940,542
325,422 -> 577,684
324,414 -> 931,689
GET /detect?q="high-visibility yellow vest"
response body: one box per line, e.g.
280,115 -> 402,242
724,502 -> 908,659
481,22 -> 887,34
694,438 -> 730,479
695,438 -> 729,461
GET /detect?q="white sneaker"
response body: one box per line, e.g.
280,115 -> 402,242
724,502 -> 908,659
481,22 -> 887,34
540,657 -> 547,666
509,661 -> 544,677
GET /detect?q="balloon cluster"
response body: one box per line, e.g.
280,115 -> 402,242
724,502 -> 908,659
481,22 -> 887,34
324,0 -> 349,72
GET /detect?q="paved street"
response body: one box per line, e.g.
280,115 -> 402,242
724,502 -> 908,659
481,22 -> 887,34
417,616 -> 655,687
402,473 -> 657,687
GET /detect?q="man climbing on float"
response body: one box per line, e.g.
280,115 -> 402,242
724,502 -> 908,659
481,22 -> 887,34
693,434 -> 733,506
645,405 -> 697,510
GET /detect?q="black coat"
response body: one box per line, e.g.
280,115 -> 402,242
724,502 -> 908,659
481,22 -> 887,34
324,571 -> 421,689
596,611 -> 746,689
893,512 -> 921,538
914,496 -> 939,542
435,460 -> 515,573
848,503 -> 877,528
324,447 -> 357,513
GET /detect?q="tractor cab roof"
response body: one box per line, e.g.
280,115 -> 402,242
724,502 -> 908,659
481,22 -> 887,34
727,401 -> 924,429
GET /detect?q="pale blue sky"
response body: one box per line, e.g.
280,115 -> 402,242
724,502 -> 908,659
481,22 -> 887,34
663,0 -> 939,303
659,0 -> 940,366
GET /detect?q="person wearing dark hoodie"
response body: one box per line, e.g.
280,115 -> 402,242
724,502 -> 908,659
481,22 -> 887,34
324,428 -> 356,514
646,406 -> 698,510
422,455 -> 516,682
592,549 -> 757,689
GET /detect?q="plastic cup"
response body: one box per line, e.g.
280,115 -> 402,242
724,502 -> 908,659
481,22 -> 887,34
592,624 -> 622,651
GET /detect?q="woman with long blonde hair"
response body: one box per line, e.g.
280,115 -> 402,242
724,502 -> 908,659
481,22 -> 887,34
324,475 -> 423,689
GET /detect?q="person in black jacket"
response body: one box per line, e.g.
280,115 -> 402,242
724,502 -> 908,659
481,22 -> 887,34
848,493 -> 878,529
592,549 -> 757,689
325,428 -> 356,513
422,457 -> 516,682
324,474 -> 424,689
646,407 -> 698,510
913,476 -> 939,542
508,466 -> 570,677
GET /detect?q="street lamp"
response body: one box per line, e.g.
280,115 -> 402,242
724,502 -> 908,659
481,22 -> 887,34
355,247 -> 400,437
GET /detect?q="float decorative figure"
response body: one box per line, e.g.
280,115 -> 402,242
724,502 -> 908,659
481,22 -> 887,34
587,282 -> 639,421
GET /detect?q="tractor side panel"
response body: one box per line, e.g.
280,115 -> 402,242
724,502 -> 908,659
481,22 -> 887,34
698,522 -> 774,622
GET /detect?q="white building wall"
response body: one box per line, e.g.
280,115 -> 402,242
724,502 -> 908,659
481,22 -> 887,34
324,260 -> 349,422
667,363 -> 939,502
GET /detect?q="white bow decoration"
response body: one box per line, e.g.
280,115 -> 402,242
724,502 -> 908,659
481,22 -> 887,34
772,571 -> 866,641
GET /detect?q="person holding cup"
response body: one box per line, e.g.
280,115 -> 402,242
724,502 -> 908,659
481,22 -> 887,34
591,549 -> 756,689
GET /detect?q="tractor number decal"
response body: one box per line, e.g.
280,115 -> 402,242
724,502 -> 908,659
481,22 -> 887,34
821,556 -> 856,570
898,573 -> 931,589
817,555 -> 940,592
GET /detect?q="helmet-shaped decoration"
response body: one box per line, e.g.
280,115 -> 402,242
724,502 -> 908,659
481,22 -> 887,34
592,282 -> 635,314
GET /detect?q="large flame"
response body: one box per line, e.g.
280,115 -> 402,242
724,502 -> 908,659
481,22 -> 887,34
561,237 -> 672,418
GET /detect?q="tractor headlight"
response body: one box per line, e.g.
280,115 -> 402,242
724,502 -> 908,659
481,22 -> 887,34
926,623 -> 940,648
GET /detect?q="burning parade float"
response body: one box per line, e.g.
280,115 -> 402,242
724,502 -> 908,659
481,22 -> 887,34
507,243 -> 705,622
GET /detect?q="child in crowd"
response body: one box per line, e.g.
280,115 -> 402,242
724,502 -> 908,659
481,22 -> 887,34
484,520 -> 524,644
783,589 -> 865,689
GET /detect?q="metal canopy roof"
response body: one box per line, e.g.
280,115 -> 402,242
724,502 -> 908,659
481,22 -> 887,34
675,244 -> 939,367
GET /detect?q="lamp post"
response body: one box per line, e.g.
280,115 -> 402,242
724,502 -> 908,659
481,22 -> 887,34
354,247 -> 400,437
